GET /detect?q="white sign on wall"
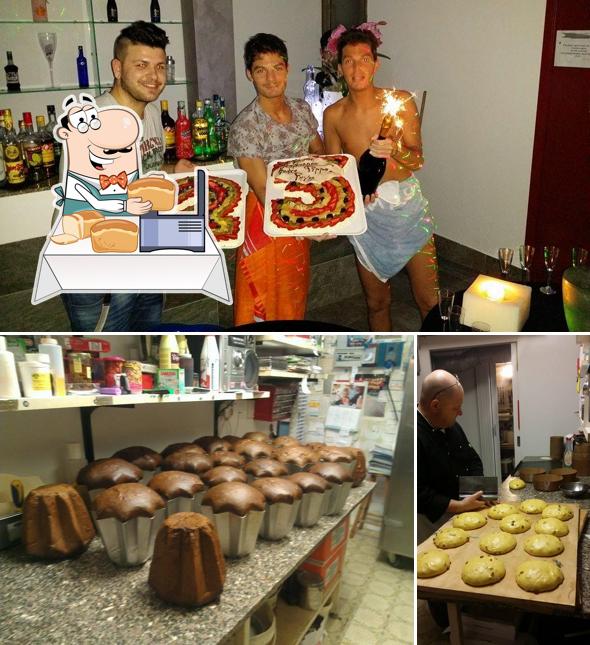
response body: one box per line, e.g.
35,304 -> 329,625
555,31 -> 590,68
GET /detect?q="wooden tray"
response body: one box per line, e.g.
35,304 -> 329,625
417,502 -> 580,612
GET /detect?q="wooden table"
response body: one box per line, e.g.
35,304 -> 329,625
418,506 -> 587,645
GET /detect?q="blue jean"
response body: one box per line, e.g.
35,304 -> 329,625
62,293 -> 164,332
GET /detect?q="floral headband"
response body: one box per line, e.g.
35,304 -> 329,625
325,20 -> 387,55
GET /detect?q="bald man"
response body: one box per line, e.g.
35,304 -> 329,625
417,369 -> 487,543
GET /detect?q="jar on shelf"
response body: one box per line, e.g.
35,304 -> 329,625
102,356 -> 125,388
123,360 -> 143,394
65,352 -> 93,390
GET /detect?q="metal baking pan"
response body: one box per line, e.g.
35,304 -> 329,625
459,476 -> 499,500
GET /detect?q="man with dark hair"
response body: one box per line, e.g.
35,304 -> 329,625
324,27 -> 439,331
61,20 -> 193,332
227,33 -> 325,325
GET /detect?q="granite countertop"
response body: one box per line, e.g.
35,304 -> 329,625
0,481 -> 374,645
500,475 -> 590,616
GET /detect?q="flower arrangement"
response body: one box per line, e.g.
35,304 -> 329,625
315,20 -> 389,95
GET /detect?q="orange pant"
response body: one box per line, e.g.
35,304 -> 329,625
234,192 -> 311,325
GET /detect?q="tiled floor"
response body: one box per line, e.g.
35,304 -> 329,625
324,526 -> 414,645
308,257 -> 478,331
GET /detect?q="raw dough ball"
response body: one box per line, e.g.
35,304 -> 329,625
523,533 -> 564,557
519,499 -> 547,514
479,530 -> 517,555
542,504 -> 574,521
453,511 -> 487,530
417,550 -> 451,578
534,517 -> 569,537
516,560 -> 564,593
433,527 -> 469,549
488,503 -> 519,520
509,478 -> 526,490
500,513 -> 531,534
461,554 -> 506,587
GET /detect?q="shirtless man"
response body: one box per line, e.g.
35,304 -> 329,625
323,28 -> 439,331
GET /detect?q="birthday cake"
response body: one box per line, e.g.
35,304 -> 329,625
269,155 -> 356,230
177,175 -> 242,241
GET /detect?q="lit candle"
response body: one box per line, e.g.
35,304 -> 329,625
482,281 -> 505,302
462,275 -> 532,331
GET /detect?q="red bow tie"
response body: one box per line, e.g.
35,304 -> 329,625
99,172 -> 128,190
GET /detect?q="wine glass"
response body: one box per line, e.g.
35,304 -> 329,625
572,247 -> 589,267
38,32 -> 57,88
498,247 -> 514,279
438,288 -> 455,331
519,244 -> 535,283
540,245 -> 559,295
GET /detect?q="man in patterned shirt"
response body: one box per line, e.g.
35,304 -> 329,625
228,33 -> 325,324
61,21 -> 194,332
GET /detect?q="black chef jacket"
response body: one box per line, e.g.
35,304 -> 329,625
417,410 -> 484,523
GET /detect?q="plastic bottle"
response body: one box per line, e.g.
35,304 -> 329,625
0,336 -> 21,398
159,334 -> 179,369
38,336 -> 66,396
17,353 -> 52,398
179,354 -> 194,388
199,336 -> 219,391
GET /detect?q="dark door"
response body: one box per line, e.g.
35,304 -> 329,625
526,0 -> 590,280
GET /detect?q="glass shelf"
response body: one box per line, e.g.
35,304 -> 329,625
0,84 -> 102,95
0,81 -> 191,95
0,20 -> 182,25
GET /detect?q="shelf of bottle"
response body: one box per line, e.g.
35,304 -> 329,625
0,80 -> 192,96
0,20 -> 183,25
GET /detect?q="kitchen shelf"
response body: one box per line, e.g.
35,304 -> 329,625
258,369 -> 320,380
256,335 -> 323,356
275,576 -> 340,645
0,390 -> 269,413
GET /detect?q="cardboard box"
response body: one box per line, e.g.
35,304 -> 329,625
309,516 -> 349,562
299,540 -> 346,589
157,368 -> 185,394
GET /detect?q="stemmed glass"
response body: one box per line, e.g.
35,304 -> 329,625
540,245 -> 559,295
519,244 -> 535,283
572,247 -> 589,267
438,288 -> 455,331
38,32 -> 57,88
498,248 -> 514,279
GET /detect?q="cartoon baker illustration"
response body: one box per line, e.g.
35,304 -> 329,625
53,93 -> 152,216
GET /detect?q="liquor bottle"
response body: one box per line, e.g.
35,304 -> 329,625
17,119 -> 27,162
35,115 -> 56,179
215,96 -> 228,155
76,46 -> 89,89
46,105 -> 62,168
303,65 -> 319,106
150,0 -> 161,23
191,100 -> 208,161
3,110 -> 26,189
0,111 -> 6,188
175,101 -> 192,160
160,100 -> 176,164
166,55 -> 175,83
203,99 -> 219,159
21,112 -> 44,186
357,113 -> 394,197
107,0 -> 118,22
5,51 -> 20,92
